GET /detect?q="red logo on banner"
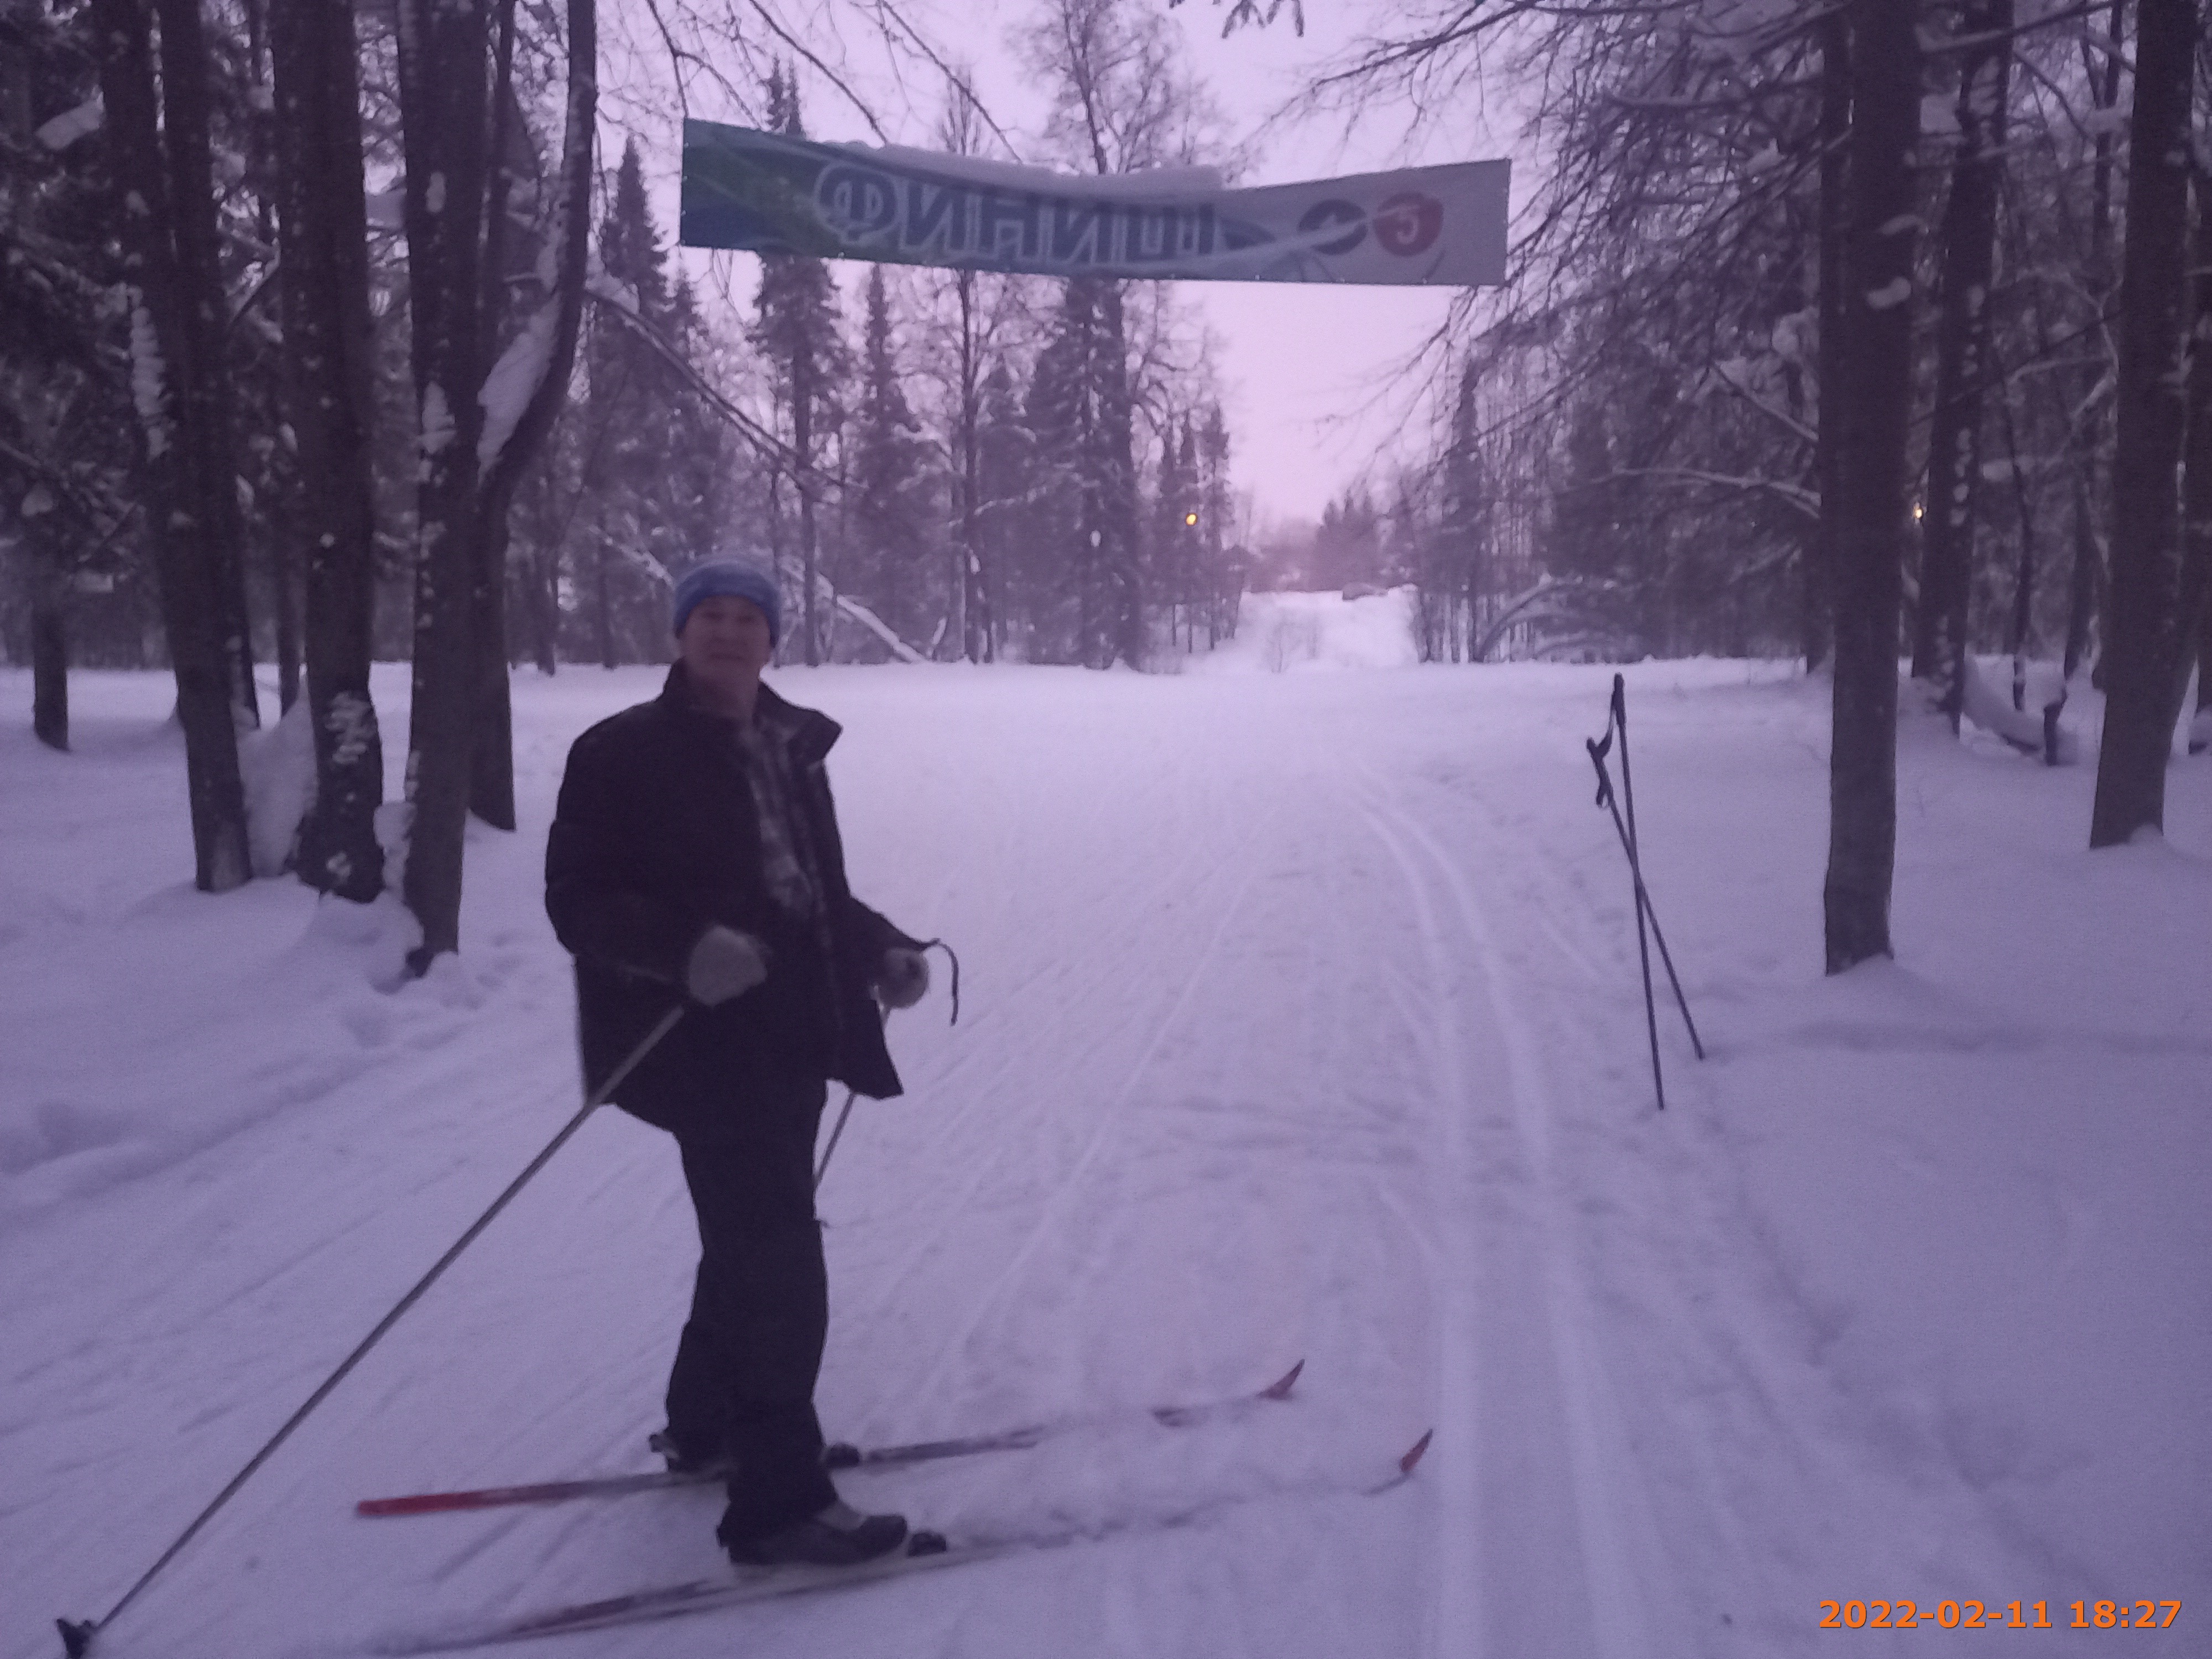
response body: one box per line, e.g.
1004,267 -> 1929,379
1374,192 -> 1443,256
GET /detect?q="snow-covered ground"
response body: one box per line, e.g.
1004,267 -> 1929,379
3,589 -> 2206,1659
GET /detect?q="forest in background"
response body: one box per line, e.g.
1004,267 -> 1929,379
3,0 -> 2209,975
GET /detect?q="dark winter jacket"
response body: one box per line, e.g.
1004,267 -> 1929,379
545,663 -> 914,1136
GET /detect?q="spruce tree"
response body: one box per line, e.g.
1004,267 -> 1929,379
581,135 -> 676,660
973,359 -> 1027,662
1198,404 -> 1236,644
1,0 -> 137,752
664,275 -> 735,577
750,66 -> 844,663
849,265 -> 931,645
1091,281 -> 1142,668
1150,418 -> 1194,649
1022,276 -> 1141,668
1021,284 -> 1093,663
1441,364 -> 1488,657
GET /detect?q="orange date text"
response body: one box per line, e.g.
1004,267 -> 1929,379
1818,1599 -> 2182,1631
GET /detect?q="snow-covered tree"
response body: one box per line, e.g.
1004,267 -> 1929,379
270,0 -> 388,903
91,0 -> 261,891
750,65 -> 846,666
394,0 -> 594,963
2088,0 -> 2195,848
848,265 -> 936,645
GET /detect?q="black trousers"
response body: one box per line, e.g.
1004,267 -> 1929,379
665,1066 -> 839,1541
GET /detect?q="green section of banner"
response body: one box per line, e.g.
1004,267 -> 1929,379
680,122 -> 1509,288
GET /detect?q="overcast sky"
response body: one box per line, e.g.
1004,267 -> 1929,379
639,0 -> 1515,525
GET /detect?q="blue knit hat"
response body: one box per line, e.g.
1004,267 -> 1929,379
671,559 -> 781,645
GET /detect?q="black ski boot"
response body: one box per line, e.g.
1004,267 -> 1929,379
721,1499 -> 909,1567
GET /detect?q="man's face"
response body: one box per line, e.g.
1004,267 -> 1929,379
678,593 -> 774,692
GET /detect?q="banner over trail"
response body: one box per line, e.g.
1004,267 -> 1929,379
681,122 -> 1510,288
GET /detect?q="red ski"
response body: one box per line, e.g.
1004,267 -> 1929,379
369,1426 -> 1431,1654
357,1361 -> 1303,1519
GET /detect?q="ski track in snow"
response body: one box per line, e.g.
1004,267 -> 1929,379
4,632 -> 2207,1659
1351,753 -> 1670,1659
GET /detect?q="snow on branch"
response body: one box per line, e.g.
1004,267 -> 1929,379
477,288 -> 557,471
582,280 -> 834,486
477,0 -> 594,502
1604,466 -> 1820,521
35,94 -> 103,151
811,570 -> 928,663
1472,576 -> 1624,662
1706,358 -> 1818,447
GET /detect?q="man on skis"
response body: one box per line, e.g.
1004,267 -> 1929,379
545,556 -> 930,1567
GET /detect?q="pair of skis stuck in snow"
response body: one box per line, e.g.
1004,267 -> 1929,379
350,1361 -> 1433,1653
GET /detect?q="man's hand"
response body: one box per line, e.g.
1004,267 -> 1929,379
874,946 -> 930,1010
686,926 -> 768,1006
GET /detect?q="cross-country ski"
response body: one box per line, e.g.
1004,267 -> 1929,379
357,1361 -> 1302,1517
372,1430 -> 1432,1655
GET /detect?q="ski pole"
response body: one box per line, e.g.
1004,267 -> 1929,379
815,940 -> 960,1196
1587,737 -> 1705,1077
1610,681 -> 1703,1063
56,1003 -> 687,1659
815,1083 -> 860,1192
1585,675 -> 1704,1112
1608,680 -> 1703,1065
815,999 -> 889,1193
1614,675 -> 1665,1108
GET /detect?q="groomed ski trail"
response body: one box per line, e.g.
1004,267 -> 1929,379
1352,757 -> 1677,1658
11,664 -> 1688,1659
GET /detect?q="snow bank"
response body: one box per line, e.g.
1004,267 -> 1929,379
236,692 -> 319,877
1958,652 -> 2079,762
0,679 -> 425,1229
1179,587 -> 1421,675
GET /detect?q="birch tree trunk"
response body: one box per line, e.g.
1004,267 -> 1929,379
2065,0 -> 2128,694
2088,0 -> 2196,847
394,0 -> 594,963
91,0 -> 254,891
1823,0 -> 1921,973
271,0 -> 387,902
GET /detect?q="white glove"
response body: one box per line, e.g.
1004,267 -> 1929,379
686,925 -> 768,1006
874,946 -> 930,1010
